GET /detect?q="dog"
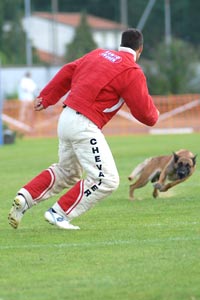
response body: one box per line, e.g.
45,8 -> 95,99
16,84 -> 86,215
128,149 -> 197,200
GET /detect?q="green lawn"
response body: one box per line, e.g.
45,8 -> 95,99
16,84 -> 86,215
0,134 -> 200,300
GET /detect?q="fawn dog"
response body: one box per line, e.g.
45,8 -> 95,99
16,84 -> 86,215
128,149 -> 197,200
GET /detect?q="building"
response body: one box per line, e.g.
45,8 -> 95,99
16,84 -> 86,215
23,12 -> 125,64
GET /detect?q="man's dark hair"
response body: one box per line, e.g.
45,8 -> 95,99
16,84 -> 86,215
120,28 -> 143,51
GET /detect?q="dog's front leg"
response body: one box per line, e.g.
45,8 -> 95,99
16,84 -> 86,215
153,182 -> 171,191
153,187 -> 159,198
153,182 -> 163,190
153,169 -> 169,192
155,164 -> 171,189
154,178 -> 185,192
160,179 -> 185,191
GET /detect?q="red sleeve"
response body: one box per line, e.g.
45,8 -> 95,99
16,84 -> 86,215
121,69 -> 159,126
39,58 -> 82,108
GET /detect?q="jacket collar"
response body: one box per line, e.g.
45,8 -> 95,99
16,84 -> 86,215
118,47 -> 136,62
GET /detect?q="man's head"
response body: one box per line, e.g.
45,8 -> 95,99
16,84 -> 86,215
25,71 -> 31,78
120,28 -> 143,61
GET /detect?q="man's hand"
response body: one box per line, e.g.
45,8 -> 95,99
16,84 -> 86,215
34,97 -> 44,111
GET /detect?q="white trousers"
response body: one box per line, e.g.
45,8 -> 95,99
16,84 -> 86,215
21,107 -> 119,220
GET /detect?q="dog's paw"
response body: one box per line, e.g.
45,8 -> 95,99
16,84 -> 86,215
154,183 -> 168,192
153,189 -> 159,198
160,185 -> 169,192
153,182 -> 162,190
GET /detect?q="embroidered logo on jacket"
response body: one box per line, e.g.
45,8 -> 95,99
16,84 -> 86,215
100,50 -> 122,63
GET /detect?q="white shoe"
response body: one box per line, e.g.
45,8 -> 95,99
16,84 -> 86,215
8,195 -> 28,229
44,208 -> 80,230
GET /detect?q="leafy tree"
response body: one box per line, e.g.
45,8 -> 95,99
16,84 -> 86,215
65,12 -> 97,62
0,0 -> 199,65
19,0 -> 200,51
0,0 -> 40,65
2,21 -> 26,65
0,1 -> 25,64
143,38 -> 199,95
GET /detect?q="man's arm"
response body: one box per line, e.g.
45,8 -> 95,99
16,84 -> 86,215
38,58 -> 82,109
122,69 -> 159,126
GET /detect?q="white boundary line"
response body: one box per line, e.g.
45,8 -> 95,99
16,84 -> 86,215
158,98 -> 200,121
3,98 -> 200,133
117,109 -> 141,124
34,115 -> 59,129
117,98 -> 200,125
149,127 -> 193,135
2,113 -> 32,132
1,233 -> 200,250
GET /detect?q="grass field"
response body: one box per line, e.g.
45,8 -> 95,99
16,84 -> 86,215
0,133 -> 200,300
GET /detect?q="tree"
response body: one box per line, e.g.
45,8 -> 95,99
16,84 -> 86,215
143,38 -> 199,95
0,1 -> 25,64
0,0 -> 40,65
19,0 -> 200,50
65,12 -> 97,62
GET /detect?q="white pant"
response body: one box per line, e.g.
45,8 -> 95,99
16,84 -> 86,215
21,107 -> 119,220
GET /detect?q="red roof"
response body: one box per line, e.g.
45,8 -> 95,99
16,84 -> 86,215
36,49 -> 64,65
34,12 -> 125,30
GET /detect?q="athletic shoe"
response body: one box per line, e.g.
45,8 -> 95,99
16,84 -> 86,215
44,208 -> 80,230
8,195 -> 28,229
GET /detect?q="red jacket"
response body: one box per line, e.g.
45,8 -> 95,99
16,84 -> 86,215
40,48 -> 159,129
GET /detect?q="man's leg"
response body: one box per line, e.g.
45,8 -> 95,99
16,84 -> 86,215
45,122 -> 119,229
8,140 -> 82,229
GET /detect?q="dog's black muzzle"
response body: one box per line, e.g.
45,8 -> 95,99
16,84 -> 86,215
177,167 -> 190,179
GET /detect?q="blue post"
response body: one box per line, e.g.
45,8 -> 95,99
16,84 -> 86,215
0,59 -> 3,146
0,115 -> 3,145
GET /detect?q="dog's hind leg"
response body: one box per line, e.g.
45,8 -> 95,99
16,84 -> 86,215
128,158 -> 152,181
129,175 -> 149,200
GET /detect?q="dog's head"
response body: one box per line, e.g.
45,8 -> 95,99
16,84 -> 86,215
173,152 -> 197,179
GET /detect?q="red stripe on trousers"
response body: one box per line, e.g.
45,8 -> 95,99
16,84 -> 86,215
23,169 -> 55,200
58,180 -> 84,214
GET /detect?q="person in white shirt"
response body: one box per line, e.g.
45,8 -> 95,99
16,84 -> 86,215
18,72 -> 37,122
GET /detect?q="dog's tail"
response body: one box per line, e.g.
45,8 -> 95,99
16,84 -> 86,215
128,157 -> 152,181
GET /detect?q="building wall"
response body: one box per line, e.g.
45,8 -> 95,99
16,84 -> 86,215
1,62 -> 200,98
23,17 -> 74,56
23,16 -> 122,57
93,30 -> 121,49
1,66 -> 60,98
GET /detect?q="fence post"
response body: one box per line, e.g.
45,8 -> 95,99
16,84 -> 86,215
0,60 -> 3,145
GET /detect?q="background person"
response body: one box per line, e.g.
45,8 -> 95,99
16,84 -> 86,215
18,71 -> 37,122
8,28 -> 159,230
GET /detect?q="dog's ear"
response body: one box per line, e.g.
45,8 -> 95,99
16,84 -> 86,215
192,154 -> 197,166
173,152 -> 179,163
